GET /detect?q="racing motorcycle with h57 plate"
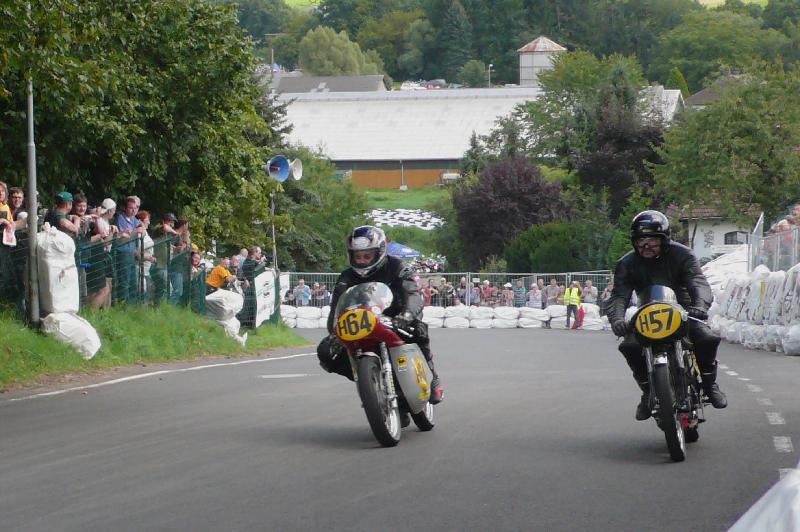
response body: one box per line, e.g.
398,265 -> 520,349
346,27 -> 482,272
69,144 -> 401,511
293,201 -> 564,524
630,285 -> 706,462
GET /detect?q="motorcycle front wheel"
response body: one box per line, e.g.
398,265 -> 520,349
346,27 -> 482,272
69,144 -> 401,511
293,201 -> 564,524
357,356 -> 401,447
653,364 -> 686,462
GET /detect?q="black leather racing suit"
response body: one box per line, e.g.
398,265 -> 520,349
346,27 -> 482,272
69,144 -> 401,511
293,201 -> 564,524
317,256 -> 429,378
607,242 -> 721,383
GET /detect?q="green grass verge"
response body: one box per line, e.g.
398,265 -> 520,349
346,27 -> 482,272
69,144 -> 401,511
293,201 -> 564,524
364,186 -> 449,211
0,305 -> 309,391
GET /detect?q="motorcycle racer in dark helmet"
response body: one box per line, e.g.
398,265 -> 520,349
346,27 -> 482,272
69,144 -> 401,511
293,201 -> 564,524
607,210 -> 727,420
316,225 -> 444,404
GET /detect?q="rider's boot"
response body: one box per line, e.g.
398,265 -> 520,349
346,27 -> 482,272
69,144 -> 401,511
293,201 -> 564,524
701,361 -> 728,409
636,380 -> 652,421
422,347 -> 443,405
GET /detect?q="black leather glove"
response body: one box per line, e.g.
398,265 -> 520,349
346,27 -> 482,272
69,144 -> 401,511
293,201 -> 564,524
687,307 -> 708,321
392,311 -> 415,332
611,319 -> 628,337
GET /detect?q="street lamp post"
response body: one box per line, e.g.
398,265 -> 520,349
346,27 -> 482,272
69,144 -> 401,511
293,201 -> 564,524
487,63 -> 493,87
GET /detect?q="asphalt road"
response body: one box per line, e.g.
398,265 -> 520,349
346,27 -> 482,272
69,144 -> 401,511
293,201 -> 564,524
2,328 -> 799,532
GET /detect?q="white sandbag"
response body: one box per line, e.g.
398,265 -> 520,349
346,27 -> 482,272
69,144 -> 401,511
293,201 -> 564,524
295,306 -> 321,320
518,307 -> 550,321
547,305 -> 567,318
444,305 -> 468,318
205,289 -> 244,321
549,316 -> 568,329
493,306 -> 520,320
741,324 -> 766,350
422,316 -> 444,328
469,318 -> 493,329
296,317 -> 320,328
729,469 -> 800,532
518,318 -> 542,328
319,305 -> 330,318
37,225 -> 79,314
582,303 -> 600,319
581,318 -> 605,331
282,316 -> 297,328
492,318 -> 518,328
318,318 -> 329,329
443,317 -> 469,328
219,316 -> 247,347
42,312 -> 101,360
764,325 -> 785,352
423,306 -> 445,319
469,306 -> 495,320
725,321 -> 744,344
280,304 -> 297,318
780,325 -> 800,356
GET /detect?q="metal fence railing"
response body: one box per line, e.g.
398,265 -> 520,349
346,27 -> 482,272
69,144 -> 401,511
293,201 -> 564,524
280,270 -> 612,310
746,213 -> 800,273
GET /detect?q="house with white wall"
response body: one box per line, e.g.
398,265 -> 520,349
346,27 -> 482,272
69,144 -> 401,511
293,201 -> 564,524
667,205 -> 751,262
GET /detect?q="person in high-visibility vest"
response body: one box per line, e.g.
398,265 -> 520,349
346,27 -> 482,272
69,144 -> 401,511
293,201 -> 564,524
564,280 -> 581,329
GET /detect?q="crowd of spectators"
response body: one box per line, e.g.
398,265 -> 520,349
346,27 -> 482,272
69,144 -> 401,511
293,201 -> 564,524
0,185 -> 277,321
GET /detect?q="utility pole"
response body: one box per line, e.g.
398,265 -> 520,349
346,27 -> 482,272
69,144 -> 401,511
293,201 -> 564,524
26,1 -> 39,326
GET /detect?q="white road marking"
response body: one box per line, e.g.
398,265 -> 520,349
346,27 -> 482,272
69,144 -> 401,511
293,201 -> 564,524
719,364 -> 729,370
774,437 -> 794,453
756,397 -> 774,406
766,412 -> 786,425
8,353 -> 316,402
747,384 -> 764,393
737,377 -> 751,381
725,370 -> 739,376
258,374 -> 309,379
779,469 -> 795,480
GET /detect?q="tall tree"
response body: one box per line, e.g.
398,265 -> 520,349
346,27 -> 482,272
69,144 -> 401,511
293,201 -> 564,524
439,0 -> 473,81
357,10 -> 423,79
397,18 -> 436,78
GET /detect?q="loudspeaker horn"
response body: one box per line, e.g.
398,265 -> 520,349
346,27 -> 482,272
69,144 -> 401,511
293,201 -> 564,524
264,155 -> 290,182
290,158 -> 303,180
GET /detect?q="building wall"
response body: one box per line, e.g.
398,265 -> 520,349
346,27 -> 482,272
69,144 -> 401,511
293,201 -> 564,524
686,220 -> 749,261
519,52 -> 560,87
335,160 -> 460,189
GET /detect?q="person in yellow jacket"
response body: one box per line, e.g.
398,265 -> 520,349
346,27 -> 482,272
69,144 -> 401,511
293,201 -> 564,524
564,280 -> 581,329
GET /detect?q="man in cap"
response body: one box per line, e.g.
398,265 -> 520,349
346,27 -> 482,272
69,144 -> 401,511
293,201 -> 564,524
44,192 -> 80,237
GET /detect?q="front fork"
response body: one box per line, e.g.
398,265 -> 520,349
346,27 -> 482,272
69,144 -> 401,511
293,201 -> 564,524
352,344 -> 399,411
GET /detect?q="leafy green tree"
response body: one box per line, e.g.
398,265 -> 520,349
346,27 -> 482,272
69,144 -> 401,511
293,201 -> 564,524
451,158 -> 563,268
605,187 -> 651,268
458,60 -> 487,87
762,0 -> 800,30
439,0 -> 473,81
505,222 -> 591,272
654,63 -> 800,225
0,0 -> 285,247
467,0 -> 529,84
650,11 -> 788,91
221,0 -> 293,47
665,67 -> 690,98
298,26 -> 382,75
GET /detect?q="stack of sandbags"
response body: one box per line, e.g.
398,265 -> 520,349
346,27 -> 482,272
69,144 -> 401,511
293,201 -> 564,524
781,325 -> 800,356
492,306 -> 519,328
42,312 -> 101,360
422,306 -> 445,328
280,304 -> 297,328
518,306 -> 549,328
443,305 -> 470,328
296,305 -> 322,328
205,289 -> 247,345
469,306 -> 494,328
582,303 -> 600,319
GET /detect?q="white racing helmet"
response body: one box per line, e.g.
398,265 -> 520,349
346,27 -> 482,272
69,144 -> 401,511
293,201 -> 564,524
347,225 -> 388,277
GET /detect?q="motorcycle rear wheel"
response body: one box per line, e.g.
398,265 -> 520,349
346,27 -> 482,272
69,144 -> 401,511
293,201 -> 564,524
411,401 -> 435,431
653,364 -> 686,462
357,356 -> 401,447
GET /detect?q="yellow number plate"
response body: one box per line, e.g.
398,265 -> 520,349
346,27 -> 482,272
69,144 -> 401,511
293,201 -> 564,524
336,309 -> 377,341
635,303 -> 681,340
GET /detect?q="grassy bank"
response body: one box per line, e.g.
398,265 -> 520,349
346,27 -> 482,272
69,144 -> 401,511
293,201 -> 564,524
0,305 -> 309,391
364,186 -> 449,211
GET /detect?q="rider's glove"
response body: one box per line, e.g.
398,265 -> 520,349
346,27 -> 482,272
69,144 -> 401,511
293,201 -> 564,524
687,307 -> 708,321
392,311 -> 415,332
611,319 -> 628,337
